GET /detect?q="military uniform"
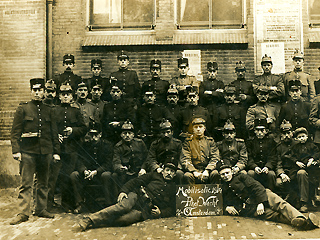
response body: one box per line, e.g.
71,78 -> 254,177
180,135 -> 220,183
87,75 -> 110,101
230,78 -> 256,108
73,99 -> 97,128
309,96 -> 320,143
11,95 -> 60,216
246,136 -> 277,190
89,98 -> 105,125
171,75 -> 199,105
199,78 -> 225,107
55,71 -> 82,94
142,78 -> 170,106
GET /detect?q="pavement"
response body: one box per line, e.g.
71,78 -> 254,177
1,188 -> 320,240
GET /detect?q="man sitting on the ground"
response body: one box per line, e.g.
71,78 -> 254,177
77,162 -> 178,231
218,163 -> 319,230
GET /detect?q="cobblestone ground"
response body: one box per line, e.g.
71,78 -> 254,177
1,188 -> 320,240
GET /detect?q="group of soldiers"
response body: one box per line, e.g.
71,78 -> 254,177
9,50 -> 320,231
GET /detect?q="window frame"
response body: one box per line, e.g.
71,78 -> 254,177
309,0 -> 320,27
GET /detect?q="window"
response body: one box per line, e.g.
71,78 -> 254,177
88,0 -> 157,30
309,0 -> 320,26
175,0 -> 244,29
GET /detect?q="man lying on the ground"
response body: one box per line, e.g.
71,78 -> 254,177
218,163 -> 319,230
77,162 -> 178,231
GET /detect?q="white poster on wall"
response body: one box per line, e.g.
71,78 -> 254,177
260,42 -> 285,74
182,50 -> 201,79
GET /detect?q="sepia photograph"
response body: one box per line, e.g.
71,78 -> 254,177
1,0 -> 320,239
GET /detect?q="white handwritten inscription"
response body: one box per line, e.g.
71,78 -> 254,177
176,184 -> 223,217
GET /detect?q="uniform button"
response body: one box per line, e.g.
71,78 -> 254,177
39,119 -> 42,122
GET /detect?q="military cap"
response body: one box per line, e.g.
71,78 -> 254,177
207,61 -> 218,71
121,120 -> 134,131
235,61 -> 246,72
223,119 -> 236,131
164,162 -> 178,171
160,119 -> 172,130
92,83 -> 102,90
167,85 -> 179,95
77,81 -> 88,89
216,160 -> 232,172
30,78 -> 45,90
292,50 -> 304,60
45,79 -> 56,90
89,121 -> 101,133
293,127 -> 308,138
150,59 -> 161,70
63,54 -> 75,64
288,79 -> 302,91
117,50 -> 129,60
261,54 -> 272,64
224,86 -> 236,94
60,84 -> 72,93
280,119 -> 292,132
192,117 -> 206,125
254,118 -> 268,129
91,59 -> 102,68
257,86 -> 269,94
178,57 -> 189,68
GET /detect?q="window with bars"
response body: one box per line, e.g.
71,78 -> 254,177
88,0 -> 157,30
175,0 -> 244,29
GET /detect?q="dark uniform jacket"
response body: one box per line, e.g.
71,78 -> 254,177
222,173 -> 268,216
165,104 -> 182,137
171,75 -> 199,104
230,78 -> 256,108
246,136 -> 277,170
54,103 -> 87,153
76,139 -> 113,175
217,139 -> 248,170
253,73 -> 285,103
277,99 -> 311,131
55,70 -> 82,93
309,96 -> 320,143
283,70 -> 315,102
275,139 -> 296,177
113,138 -> 148,175
120,171 -> 176,218
180,135 -> 220,172
142,78 -> 170,106
11,100 -> 60,155
86,75 -> 110,101
146,137 -> 182,172
73,99 -> 97,127
109,68 -> 141,103
199,78 -> 225,107
89,99 -> 105,124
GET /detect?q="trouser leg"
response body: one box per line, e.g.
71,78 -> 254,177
297,169 -> 309,203
100,171 -> 115,205
175,170 -> 184,185
113,209 -> 143,226
19,153 -> 36,216
265,189 -> 304,224
89,192 -> 138,227
266,171 -> 276,192
34,154 -> 51,214
183,172 -> 195,184
209,170 -> 220,184
70,171 -> 84,205
47,159 -> 62,205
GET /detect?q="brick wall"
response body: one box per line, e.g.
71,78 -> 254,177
0,0 -> 46,140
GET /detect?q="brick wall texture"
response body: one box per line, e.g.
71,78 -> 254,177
1,0 -> 320,140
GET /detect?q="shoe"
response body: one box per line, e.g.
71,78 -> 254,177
73,203 -> 84,214
311,199 -> 318,208
78,217 -> 93,231
299,203 -> 308,213
291,216 -> 307,229
36,210 -> 54,219
307,213 -> 320,229
10,214 -> 29,225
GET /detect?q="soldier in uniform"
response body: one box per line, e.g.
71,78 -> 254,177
170,57 -> 199,106
164,85 -> 181,138
136,89 -> 172,148
246,86 -> 280,134
213,119 -> 248,183
283,51 -> 315,102
310,95 -> 320,145
218,163 -> 319,230
277,80 -> 311,132
89,83 -> 105,125
178,90 -> 211,138
87,59 -> 110,101
10,78 -> 60,224
145,120 -> 184,184
180,117 -> 221,184
77,162 -> 178,231
102,84 -> 136,145
70,122 -> 113,213
212,86 -> 246,141
55,54 -> 82,93
199,61 -> 225,108
43,80 -> 58,107
230,61 -> 256,109
253,54 -> 285,110
49,84 -> 87,212
109,51 -> 141,106
246,119 -> 277,191
105,121 -> 148,205
142,59 -> 170,106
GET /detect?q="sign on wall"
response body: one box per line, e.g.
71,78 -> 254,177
259,42 -> 285,74
176,184 -> 223,217
182,50 -> 202,80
